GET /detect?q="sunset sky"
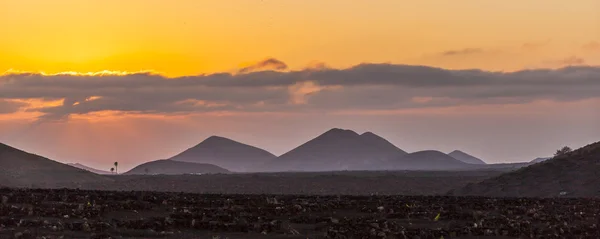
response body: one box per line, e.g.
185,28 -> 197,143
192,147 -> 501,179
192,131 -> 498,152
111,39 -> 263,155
1,0 -> 599,171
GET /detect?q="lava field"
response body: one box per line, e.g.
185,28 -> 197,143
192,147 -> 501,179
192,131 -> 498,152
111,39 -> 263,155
0,188 -> 599,239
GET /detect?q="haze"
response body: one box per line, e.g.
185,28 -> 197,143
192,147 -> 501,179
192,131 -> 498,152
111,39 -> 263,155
0,0 -> 599,171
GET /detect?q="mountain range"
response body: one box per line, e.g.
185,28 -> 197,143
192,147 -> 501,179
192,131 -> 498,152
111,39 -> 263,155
121,128 -> 520,173
1,128 -> 536,180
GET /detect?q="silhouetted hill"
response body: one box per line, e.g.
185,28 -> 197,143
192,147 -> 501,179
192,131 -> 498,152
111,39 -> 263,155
393,150 -> 472,170
448,150 -> 487,165
124,160 -> 230,175
451,141 -> 600,197
530,157 -> 552,164
359,132 -> 408,158
169,136 -> 276,172
68,163 -> 112,175
0,143 -> 111,188
264,128 -> 407,172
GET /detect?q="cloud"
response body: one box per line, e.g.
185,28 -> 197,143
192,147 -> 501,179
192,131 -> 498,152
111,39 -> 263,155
1,61 -> 600,120
0,100 -> 27,114
238,58 -> 288,73
440,48 -> 484,56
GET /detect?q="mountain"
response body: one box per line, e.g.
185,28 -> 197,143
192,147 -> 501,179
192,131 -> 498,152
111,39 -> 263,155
0,143 -> 111,188
264,128 -> 407,172
392,150 -> 472,170
169,136 -> 276,172
124,160 -> 230,175
68,163 -> 112,175
448,150 -> 487,165
451,141 -> 600,197
530,157 -> 552,163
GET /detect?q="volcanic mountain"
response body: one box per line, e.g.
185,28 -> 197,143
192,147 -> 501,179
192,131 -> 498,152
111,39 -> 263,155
124,160 -> 230,175
169,136 -> 276,172
451,141 -> 600,197
68,163 -> 112,175
392,150 -> 473,170
264,128 -> 408,172
448,150 -> 487,165
0,143 -> 111,188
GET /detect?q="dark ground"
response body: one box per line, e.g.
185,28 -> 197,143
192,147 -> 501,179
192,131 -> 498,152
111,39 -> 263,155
452,141 -> 600,198
0,187 -> 599,239
73,170 -> 509,196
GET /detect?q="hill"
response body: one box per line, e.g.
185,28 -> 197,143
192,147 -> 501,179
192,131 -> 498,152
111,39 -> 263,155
124,160 -> 230,175
531,157 -> 552,163
448,150 -> 487,164
68,163 -> 112,175
169,136 -> 276,172
264,128 -> 407,172
393,150 -> 472,170
0,143 -> 111,188
451,141 -> 600,197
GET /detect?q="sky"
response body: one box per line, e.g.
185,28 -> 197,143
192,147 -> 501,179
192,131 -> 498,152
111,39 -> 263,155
0,0 -> 599,171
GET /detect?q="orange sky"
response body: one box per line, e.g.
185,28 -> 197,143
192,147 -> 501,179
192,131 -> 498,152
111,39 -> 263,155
1,0 -> 598,75
0,0 -> 599,171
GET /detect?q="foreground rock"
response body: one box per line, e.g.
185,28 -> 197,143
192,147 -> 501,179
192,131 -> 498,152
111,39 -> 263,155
0,188 -> 598,238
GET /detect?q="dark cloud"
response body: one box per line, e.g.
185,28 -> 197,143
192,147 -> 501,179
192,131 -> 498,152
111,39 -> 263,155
440,48 -> 484,56
238,58 -> 288,73
0,100 -> 26,114
1,63 -> 600,120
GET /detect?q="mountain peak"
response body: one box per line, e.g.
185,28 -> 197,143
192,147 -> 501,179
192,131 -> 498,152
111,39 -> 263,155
169,135 -> 276,172
360,131 -> 377,137
322,128 -> 360,137
202,135 -> 234,143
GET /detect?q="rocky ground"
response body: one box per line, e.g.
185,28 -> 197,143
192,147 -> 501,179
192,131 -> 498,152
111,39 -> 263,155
0,188 -> 599,239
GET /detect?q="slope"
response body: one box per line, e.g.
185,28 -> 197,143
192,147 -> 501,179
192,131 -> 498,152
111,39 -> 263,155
530,157 -> 552,164
169,136 -> 276,172
0,143 -> 111,188
68,163 -> 112,175
124,160 -> 230,175
448,150 -> 487,165
451,141 -> 600,197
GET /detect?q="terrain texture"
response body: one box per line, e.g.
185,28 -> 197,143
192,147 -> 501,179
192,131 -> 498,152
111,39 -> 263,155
0,188 -> 598,239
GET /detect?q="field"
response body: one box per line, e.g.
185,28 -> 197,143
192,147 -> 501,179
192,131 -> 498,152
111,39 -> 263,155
75,170 -> 509,196
0,187 -> 599,239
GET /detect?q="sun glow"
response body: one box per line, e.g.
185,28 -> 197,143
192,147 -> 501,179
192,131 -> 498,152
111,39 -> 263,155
2,69 -> 157,77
